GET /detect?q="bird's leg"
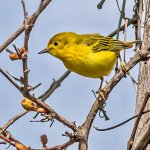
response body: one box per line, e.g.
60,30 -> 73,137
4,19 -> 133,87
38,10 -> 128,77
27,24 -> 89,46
119,55 -> 128,74
119,56 -> 138,90
97,77 -> 106,100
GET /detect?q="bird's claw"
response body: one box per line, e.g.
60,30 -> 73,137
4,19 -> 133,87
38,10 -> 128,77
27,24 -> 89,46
120,61 -> 128,74
98,89 -> 106,100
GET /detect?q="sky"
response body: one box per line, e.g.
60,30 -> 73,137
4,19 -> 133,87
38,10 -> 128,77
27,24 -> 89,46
0,0 -> 139,150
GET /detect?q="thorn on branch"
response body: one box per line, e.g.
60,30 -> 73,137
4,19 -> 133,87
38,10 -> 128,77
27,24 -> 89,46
115,0 -> 121,12
6,71 -> 22,83
97,0 -> 106,9
62,131 -> 74,139
0,141 -> 7,145
27,83 -> 42,91
6,49 -> 13,54
30,112 -> 55,127
12,44 -> 20,56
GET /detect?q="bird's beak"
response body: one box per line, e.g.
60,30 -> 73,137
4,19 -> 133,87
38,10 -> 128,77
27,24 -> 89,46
38,48 -> 49,54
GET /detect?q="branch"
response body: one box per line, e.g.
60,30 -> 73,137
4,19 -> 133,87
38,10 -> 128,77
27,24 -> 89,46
0,67 -> 22,92
34,70 -> 71,118
127,91 -> 150,150
46,139 -> 77,150
0,0 -> 52,53
108,17 -> 137,37
27,94 -> 77,132
116,0 -> 126,39
78,48 -> 149,149
21,0 -> 30,94
133,126 -> 150,150
94,109 -> 150,131
0,111 -> 28,134
0,134 -> 15,147
39,70 -> 71,101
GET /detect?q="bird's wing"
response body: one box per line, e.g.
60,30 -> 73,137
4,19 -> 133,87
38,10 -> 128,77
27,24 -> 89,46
76,34 -> 125,52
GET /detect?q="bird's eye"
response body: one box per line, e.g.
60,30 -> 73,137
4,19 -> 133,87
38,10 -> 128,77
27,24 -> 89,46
54,41 -> 59,46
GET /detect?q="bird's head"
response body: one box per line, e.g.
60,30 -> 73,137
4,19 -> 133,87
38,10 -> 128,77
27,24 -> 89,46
38,32 -> 78,60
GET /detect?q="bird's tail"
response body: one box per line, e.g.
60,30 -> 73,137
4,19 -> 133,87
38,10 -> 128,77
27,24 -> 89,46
124,40 -> 141,49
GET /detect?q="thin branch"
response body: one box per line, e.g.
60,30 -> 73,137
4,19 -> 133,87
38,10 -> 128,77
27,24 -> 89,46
127,91 -> 150,150
21,0 -> 30,94
6,71 -> 22,83
79,48 -> 149,149
0,141 -> 6,145
115,0 -> 121,12
34,70 -> 71,118
39,70 -> 71,101
0,67 -> 22,92
127,1 -> 143,149
0,134 -> 15,147
28,94 -> 77,132
29,83 -> 42,91
94,109 -> 150,131
108,17 -> 137,37
45,139 -> 77,150
97,0 -> 106,9
0,111 -> 28,134
116,0 -> 126,39
0,0 -> 52,53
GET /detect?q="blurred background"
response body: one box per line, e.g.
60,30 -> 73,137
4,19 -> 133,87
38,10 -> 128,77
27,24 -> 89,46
0,0 -> 139,149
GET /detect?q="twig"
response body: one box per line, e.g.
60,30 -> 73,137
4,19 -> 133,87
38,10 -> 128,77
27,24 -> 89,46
45,139 -> 77,150
114,0 -> 126,73
124,18 -> 128,62
29,83 -> 42,91
21,0 -> 31,94
78,48 -> 149,150
0,67 -> 22,92
27,94 -> 77,132
12,44 -> 20,56
123,18 -> 138,91
115,0 -> 121,12
33,70 -> 71,119
94,109 -> 150,131
39,70 -> 71,101
0,111 -> 28,134
97,0 -> 106,9
108,17 -> 137,37
127,91 -> 150,150
6,71 -> 21,82
127,1 -> 143,149
127,72 -> 138,91
0,141 -> 6,145
6,48 -> 13,54
0,134 -> 15,147
116,0 -> 126,39
0,0 -> 52,53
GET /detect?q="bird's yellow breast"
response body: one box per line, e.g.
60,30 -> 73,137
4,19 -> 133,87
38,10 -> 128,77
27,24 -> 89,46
60,45 -> 118,78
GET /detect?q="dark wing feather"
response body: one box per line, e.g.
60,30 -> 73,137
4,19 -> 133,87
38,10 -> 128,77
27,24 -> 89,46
76,34 -> 125,52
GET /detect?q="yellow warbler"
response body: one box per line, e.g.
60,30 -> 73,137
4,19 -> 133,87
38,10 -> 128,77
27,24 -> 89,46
38,32 -> 139,78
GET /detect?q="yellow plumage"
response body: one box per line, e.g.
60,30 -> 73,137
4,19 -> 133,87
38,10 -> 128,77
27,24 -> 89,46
38,32 -> 139,78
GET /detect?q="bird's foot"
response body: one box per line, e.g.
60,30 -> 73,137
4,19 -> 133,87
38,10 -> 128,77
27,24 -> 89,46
120,61 -> 129,74
98,88 -> 106,100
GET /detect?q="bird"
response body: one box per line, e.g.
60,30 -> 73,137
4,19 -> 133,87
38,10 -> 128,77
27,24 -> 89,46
38,32 -> 139,79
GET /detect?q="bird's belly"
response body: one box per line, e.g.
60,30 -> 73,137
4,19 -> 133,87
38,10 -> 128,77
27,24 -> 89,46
63,51 -> 117,78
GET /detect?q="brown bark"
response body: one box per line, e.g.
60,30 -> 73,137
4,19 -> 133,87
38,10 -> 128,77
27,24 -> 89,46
131,0 -> 150,149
